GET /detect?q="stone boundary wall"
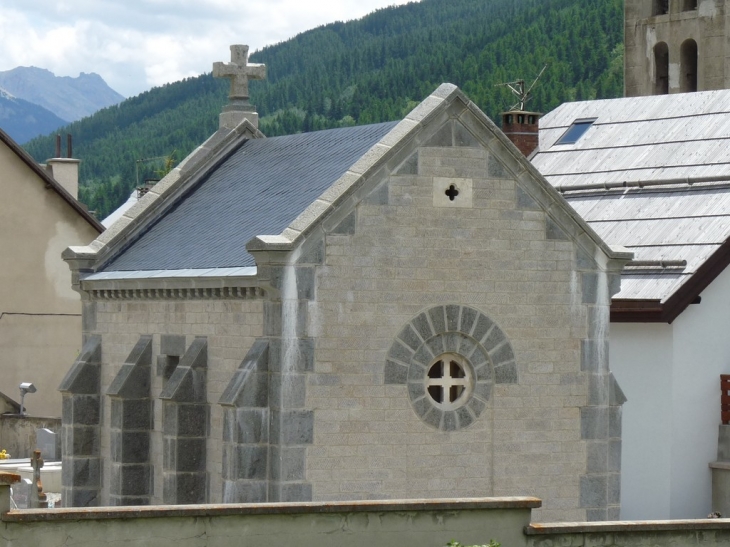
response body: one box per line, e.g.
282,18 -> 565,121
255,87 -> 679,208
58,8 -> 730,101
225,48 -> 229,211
0,416 -> 61,460
527,520 -> 730,547
0,495 -> 538,547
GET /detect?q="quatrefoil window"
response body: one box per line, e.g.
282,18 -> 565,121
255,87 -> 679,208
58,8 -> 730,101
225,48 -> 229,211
445,184 -> 459,201
426,354 -> 473,410
384,305 -> 518,431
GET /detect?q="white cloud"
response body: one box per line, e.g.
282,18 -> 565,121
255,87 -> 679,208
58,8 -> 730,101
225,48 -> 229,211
0,0 -> 417,97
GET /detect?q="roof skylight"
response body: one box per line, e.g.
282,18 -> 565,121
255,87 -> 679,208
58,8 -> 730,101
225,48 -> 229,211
556,119 -> 596,145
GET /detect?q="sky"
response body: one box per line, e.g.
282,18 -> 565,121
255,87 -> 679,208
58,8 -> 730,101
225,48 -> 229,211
0,0 -> 417,98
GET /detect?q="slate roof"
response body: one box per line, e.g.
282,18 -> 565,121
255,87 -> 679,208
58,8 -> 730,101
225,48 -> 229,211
532,90 -> 730,313
103,122 -> 398,271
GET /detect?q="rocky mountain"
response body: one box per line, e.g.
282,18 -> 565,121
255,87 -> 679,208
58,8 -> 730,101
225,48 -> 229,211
0,67 -> 124,123
0,89 -> 67,144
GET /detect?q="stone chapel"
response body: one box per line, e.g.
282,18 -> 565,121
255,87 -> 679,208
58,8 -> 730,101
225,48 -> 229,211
60,45 -> 631,521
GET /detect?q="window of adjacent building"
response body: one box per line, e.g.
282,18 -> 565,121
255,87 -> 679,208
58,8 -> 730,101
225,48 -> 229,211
655,42 -> 669,95
682,0 -> 698,10
680,39 -> 698,92
653,0 -> 669,15
555,119 -> 596,145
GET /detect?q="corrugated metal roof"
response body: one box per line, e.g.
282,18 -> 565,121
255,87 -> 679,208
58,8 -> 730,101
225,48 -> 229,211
533,90 -> 730,302
102,122 -> 398,272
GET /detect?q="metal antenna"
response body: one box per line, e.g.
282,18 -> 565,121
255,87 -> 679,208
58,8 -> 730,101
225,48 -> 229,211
496,64 -> 548,111
135,155 -> 169,187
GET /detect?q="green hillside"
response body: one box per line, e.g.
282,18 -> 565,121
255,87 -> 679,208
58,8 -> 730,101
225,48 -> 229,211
23,0 -> 623,219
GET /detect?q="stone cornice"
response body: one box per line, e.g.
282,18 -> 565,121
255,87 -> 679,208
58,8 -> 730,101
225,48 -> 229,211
84,286 -> 264,301
80,271 -> 263,301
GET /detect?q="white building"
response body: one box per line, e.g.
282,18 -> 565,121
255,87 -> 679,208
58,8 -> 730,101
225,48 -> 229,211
532,90 -> 730,519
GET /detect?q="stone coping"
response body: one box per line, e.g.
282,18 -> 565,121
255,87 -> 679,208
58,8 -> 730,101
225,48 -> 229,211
3,497 -> 541,522
526,519 -> 730,534
0,473 -> 19,485
710,461 -> 730,470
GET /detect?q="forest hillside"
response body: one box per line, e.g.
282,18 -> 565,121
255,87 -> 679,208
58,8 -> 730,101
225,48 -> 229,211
24,0 -> 624,218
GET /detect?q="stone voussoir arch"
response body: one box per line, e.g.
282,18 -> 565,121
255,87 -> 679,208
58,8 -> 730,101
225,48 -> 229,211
385,304 -> 517,431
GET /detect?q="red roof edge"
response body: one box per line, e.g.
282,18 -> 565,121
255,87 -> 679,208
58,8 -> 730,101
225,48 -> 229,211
0,127 -> 104,233
611,238 -> 730,324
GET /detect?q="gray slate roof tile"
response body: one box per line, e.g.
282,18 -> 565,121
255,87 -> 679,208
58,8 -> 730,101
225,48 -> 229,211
104,122 -> 398,271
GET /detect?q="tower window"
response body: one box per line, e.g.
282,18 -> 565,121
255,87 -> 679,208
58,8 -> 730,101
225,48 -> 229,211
682,0 -> 698,10
653,0 -> 669,15
680,39 -> 698,92
654,42 -> 669,95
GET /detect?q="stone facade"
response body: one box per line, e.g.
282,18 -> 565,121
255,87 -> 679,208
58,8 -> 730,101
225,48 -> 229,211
68,299 -> 263,506
284,128 -> 626,521
625,0 -> 730,96
63,84 -> 630,521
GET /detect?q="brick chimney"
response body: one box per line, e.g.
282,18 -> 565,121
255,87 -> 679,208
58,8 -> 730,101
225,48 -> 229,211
501,111 -> 541,157
45,134 -> 80,198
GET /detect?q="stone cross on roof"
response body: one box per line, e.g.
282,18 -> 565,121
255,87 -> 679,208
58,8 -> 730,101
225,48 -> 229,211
213,45 -> 266,104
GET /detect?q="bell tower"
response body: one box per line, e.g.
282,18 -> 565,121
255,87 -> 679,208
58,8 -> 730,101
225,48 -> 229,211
624,0 -> 729,96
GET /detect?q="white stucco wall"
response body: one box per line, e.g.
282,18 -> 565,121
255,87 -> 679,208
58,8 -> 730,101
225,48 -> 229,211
611,266 -> 730,520
610,321 -> 673,519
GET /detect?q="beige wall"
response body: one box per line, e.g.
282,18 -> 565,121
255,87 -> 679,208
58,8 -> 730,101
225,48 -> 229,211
307,145 -> 596,522
0,143 -> 98,417
90,298 -> 263,505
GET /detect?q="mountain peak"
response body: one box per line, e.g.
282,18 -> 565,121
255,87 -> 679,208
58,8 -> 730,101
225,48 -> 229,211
0,66 -> 124,122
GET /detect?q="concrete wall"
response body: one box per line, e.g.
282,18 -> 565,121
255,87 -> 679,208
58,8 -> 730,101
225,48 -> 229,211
625,0 -> 729,97
0,416 -> 61,459
0,495 -> 538,547
527,520 -> 730,547
0,141 -> 98,417
611,267 -> 730,519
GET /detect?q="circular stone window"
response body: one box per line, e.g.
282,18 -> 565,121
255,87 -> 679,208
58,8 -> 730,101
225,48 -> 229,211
426,354 -> 473,411
384,305 -> 517,431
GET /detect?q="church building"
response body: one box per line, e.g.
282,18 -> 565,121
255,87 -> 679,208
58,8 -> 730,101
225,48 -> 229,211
60,46 -> 632,521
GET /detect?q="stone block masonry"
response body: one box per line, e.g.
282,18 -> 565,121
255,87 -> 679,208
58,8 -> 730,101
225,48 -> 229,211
59,336 -> 102,507
107,335 -> 153,505
307,133 -> 621,521
160,337 -> 208,504
86,299 -> 263,506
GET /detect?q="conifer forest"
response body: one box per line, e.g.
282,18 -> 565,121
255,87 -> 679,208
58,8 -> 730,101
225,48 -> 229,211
23,0 -> 624,218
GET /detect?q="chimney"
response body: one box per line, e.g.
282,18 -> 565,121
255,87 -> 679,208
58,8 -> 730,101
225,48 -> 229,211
45,134 -> 80,199
501,111 -> 541,157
